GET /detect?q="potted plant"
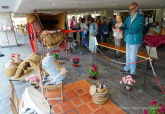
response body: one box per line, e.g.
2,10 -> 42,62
71,57 -> 80,67
96,82 -> 106,93
143,100 -> 165,114
25,74 -> 39,89
89,64 -> 99,79
51,50 -> 60,60
120,75 -> 135,90
67,44 -> 73,52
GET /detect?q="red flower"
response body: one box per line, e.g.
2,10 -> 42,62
11,54 -> 20,58
151,100 -> 157,106
51,50 -> 60,53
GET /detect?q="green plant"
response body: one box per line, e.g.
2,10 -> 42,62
53,53 -> 59,59
143,100 -> 165,114
89,64 -> 99,76
51,50 -> 60,59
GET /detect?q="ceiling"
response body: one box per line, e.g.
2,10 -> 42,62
0,0 -> 22,12
1,0 -> 165,17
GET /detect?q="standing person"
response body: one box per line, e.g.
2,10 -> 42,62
78,17 -> 82,43
101,17 -> 109,51
70,16 -> 78,43
116,2 -> 145,78
96,16 -> 102,42
80,18 -> 88,47
112,16 -> 123,57
108,18 -> 113,38
112,15 -> 117,26
89,18 -> 98,53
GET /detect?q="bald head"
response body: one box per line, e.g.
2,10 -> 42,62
129,2 -> 139,16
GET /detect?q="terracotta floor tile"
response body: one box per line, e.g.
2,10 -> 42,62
87,101 -> 102,111
49,100 -> 59,106
71,97 -> 84,106
66,110 -> 78,114
102,100 -> 120,113
65,109 -> 78,114
94,108 -> 109,114
76,104 -> 92,114
65,90 -> 78,100
53,105 -> 63,113
79,93 -> 92,103
60,100 -> 75,112
74,88 -> 87,96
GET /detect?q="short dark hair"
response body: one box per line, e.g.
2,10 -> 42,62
81,18 -> 85,23
89,18 -> 94,23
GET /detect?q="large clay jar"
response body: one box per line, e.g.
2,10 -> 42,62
3,59 -> 18,78
42,53 -> 66,83
14,54 -> 23,65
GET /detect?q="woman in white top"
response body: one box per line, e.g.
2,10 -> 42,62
80,18 -> 88,47
113,16 -> 123,57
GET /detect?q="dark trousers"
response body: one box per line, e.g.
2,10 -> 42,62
79,32 -> 82,42
72,28 -> 77,41
102,34 -> 107,51
96,34 -> 101,49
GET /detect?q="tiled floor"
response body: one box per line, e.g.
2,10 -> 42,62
0,34 -> 165,114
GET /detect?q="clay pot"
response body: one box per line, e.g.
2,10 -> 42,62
69,49 -> 72,52
73,64 -> 78,67
14,54 -> 23,64
4,59 -> 18,68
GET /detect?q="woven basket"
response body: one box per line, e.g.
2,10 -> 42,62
3,66 -> 17,78
96,88 -> 105,93
92,94 -> 108,105
41,31 -> 63,49
26,13 -> 37,24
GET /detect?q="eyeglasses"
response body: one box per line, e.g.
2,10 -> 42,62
128,6 -> 137,11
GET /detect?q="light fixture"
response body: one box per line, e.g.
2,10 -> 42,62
113,4 -> 116,6
76,10 -> 79,11
99,11 -> 100,12
53,4 -> 55,5
76,4 -> 80,6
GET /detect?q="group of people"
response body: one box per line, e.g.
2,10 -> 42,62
70,2 -> 145,79
70,14 -> 124,55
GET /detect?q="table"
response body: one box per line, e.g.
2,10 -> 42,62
143,34 -> 165,47
0,30 -> 14,49
20,87 -> 55,114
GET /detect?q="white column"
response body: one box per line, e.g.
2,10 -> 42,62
0,12 -> 17,47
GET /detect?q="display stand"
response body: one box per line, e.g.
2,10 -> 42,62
140,45 -> 158,91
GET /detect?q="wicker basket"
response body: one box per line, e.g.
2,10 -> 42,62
97,88 -> 105,93
26,13 -> 37,24
3,66 -> 17,78
92,94 -> 108,105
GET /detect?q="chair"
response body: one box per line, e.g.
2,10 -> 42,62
9,81 -> 19,114
37,64 -> 63,101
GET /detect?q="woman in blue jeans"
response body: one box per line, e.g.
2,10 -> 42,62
101,17 -> 109,51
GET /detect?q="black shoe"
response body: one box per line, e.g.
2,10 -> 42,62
130,74 -> 137,79
0,54 -> 4,57
119,70 -> 129,74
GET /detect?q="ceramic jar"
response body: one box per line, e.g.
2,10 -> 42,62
14,54 -> 23,64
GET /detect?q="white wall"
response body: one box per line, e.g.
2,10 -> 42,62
155,9 -> 163,26
0,12 -> 17,47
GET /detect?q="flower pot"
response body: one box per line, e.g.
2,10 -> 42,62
126,85 -> 131,90
30,84 -> 36,88
73,64 -> 78,67
69,49 -> 72,52
55,58 -> 58,60
91,75 -> 96,79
